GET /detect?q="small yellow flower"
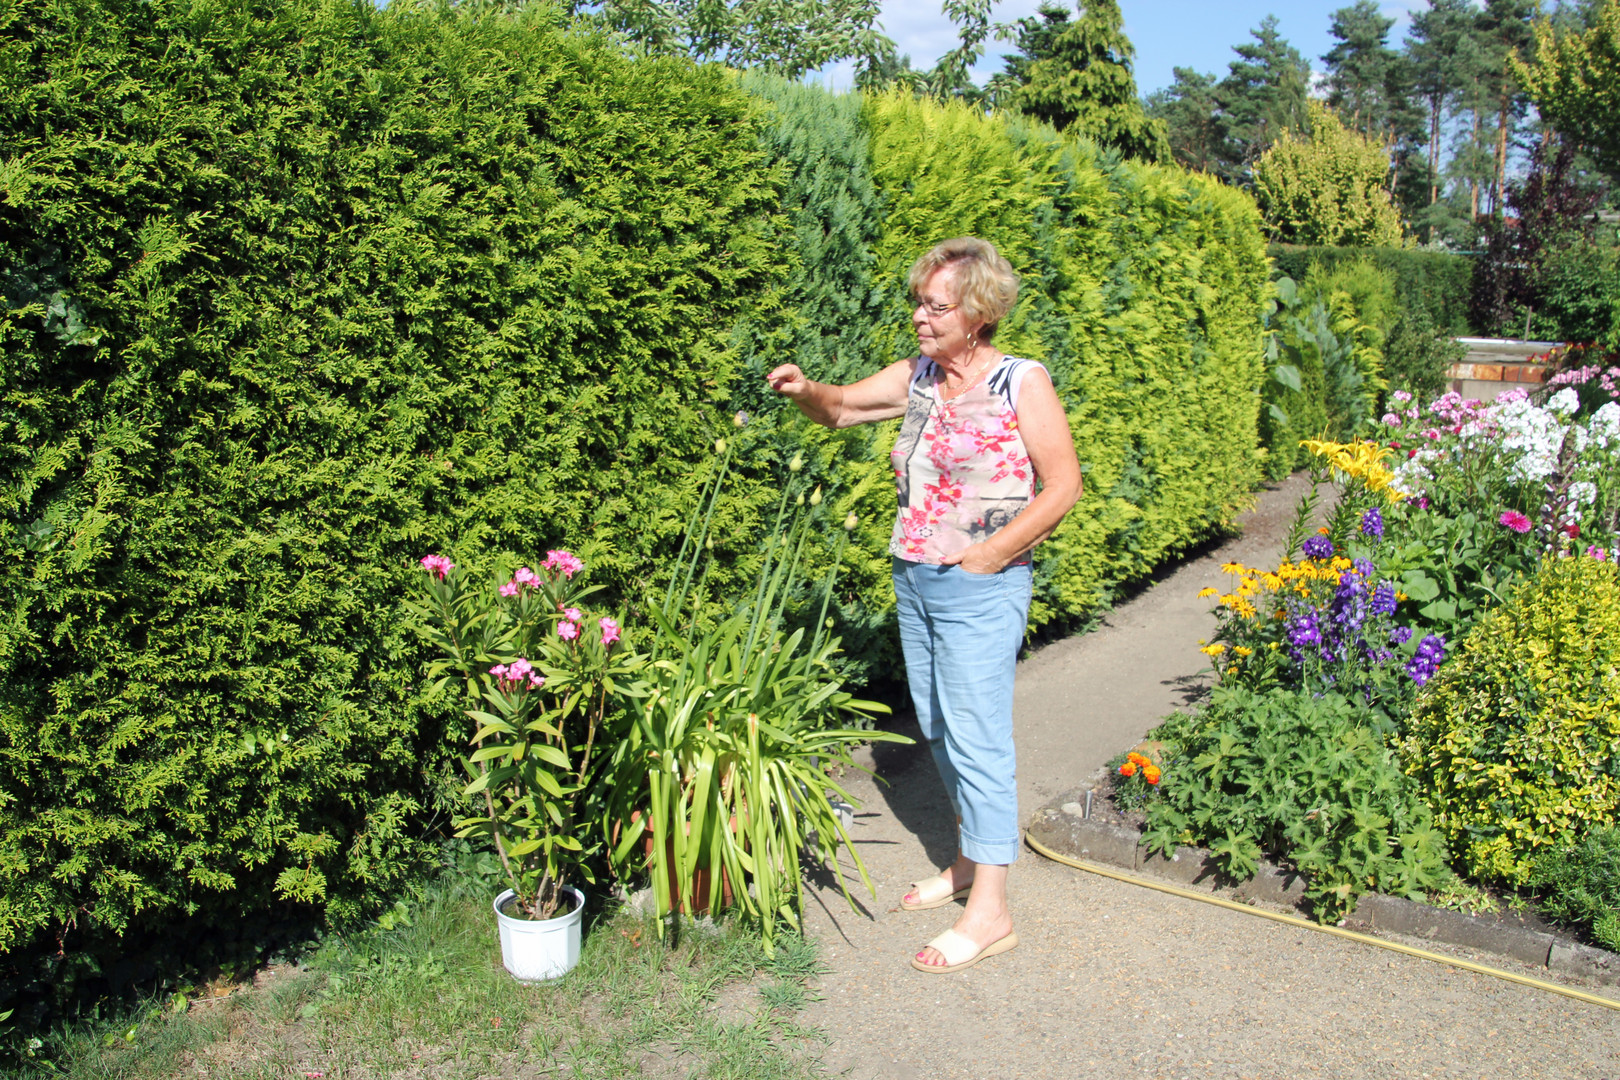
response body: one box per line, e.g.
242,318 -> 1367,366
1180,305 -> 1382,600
1197,587 -> 1219,598
1261,572 -> 1283,592
1220,561 -> 1245,574
1200,643 -> 1227,656
1232,646 -> 1253,657
1396,591 -> 1408,602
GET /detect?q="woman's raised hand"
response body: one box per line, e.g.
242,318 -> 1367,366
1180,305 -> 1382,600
766,363 -> 809,399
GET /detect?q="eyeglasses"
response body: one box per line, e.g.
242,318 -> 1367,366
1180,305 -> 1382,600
915,299 -> 959,318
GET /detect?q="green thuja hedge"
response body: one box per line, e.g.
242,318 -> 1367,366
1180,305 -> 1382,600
1,3 -> 1273,1006
0,0 -> 783,983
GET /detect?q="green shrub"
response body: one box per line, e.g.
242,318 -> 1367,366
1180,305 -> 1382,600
1526,825 -> 1620,951
0,0 -> 782,972
1268,244 -> 1474,335
1143,684 -> 1451,923
1527,239 -> 1620,348
1382,307 -> 1465,403
1399,555 -> 1620,885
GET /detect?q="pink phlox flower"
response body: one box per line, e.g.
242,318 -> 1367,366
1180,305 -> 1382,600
1392,390 -> 1413,404
513,567 -> 539,586
420,554 -> 454,579
558,620 -> 579,641
1499,510 -> 1533,534
1588,545 -> 1610,561
498,581 -> 519,597
599,616 -> 621,646
1422,429 -> 1440,441
543,550 -> 584,577
562,607 -> 582,621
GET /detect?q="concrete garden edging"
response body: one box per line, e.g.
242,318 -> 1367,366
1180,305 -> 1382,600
1027,787 -> 1619,987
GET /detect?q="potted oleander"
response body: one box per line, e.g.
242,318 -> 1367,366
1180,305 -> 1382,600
409,550 -> 638,980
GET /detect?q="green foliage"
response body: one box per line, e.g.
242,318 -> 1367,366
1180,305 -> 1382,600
1253,101 -> 1406,247
1527,238 -> 1620,347
1383,306 -> 1466,403
1214,15 -> 1312,183
577,0 -> 895,82
1399,555 -> 1620,886
606,458 -> 902,951
996,0 -> 1169,162
0,0 -> 782,964
1526,824 -> 1620,951
1267,244 -> 1475,335
1516,0 -> 1620,177
1142,684 -> 1452,924
1259,276 -> 1382,477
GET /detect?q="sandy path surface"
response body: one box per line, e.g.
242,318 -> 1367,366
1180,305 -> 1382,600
799,476 -> 1620,1080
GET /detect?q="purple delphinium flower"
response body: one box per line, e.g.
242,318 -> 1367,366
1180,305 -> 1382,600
1406,634 -> 1447,686
1388,625 -> 1413,646
1370,581 -> 1398,617
1287,608 -> 1322,664
1361,507 -> 1384,540
1302,534 -> 1334,561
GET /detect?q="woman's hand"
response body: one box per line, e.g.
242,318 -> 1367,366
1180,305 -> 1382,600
940,542 -> 1008,576
766,363 -> 810,400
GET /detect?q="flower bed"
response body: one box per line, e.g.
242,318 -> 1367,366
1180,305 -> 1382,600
1131,378 -> 1620,944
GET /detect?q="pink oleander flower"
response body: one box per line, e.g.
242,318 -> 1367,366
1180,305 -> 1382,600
1499,510 -> 1533,534
490,657 -> 544,691
420,554 -> 454,579
599,616 -> 620,646
543,550 -> 584,577
498,581 -> 519,597
562,607 -> 582,621
513,566 -> 539,586
558,620 -> 579,641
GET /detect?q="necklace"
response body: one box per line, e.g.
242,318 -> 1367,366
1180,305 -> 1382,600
939,348 -> 997,402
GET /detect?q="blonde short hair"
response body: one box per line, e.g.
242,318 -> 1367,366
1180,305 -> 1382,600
907,237 -> 1020,342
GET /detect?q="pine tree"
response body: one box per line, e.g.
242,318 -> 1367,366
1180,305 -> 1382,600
1322,1 -> 1401,133
1001,0 -> 1168,161
1215,16 -> 1311,182
1405,0 -> 1476,219
1144,68 -> 1224,173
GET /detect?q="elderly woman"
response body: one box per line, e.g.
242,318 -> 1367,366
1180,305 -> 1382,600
768,237 -> 1081,973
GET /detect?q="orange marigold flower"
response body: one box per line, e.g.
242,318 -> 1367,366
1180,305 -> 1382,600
1316,526 -> 1330,535
1127,752 -> 1148,767
1143,765 -> 1161,785
1119,761 -> 1137,777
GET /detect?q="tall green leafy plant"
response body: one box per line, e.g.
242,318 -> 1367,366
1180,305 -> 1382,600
607,438 -> 907,950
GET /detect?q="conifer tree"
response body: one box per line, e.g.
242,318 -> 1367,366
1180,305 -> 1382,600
1215,16 -> 1311,182
1144,68 -> 1224,173
999,0 -> 1169,162
1322,1 -> 1401,133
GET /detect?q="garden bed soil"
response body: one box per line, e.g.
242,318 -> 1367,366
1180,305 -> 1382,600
1027,769 -> 1620,987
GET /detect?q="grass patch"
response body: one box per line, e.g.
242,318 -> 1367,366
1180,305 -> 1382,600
23,863 -> 831,1079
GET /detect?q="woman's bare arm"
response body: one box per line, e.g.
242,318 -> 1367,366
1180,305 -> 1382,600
941,366 -> 1082,574
766,360 -> 913,428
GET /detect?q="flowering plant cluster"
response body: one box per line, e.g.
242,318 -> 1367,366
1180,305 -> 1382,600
407,550 -> 638,920
1109,749 -> 1165,812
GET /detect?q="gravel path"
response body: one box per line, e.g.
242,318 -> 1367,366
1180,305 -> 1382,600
798,476 -> 1620,1080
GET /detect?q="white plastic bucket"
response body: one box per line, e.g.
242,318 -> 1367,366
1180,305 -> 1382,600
493,886 -> 584,982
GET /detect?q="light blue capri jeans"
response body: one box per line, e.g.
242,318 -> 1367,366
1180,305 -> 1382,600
891,557 -> 1033,866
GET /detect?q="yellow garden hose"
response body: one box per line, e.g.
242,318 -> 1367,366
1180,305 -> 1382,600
1024,831 -> 1620,1013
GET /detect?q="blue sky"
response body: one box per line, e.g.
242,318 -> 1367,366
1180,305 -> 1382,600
814,0 -> 1428,96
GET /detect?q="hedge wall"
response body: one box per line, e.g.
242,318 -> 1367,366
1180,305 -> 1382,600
0,0 -> 783,982
0,1 -> 1272,994
1268,243 -> 1475,336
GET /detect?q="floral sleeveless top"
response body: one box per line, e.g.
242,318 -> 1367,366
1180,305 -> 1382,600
888,356 -> 1045,565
